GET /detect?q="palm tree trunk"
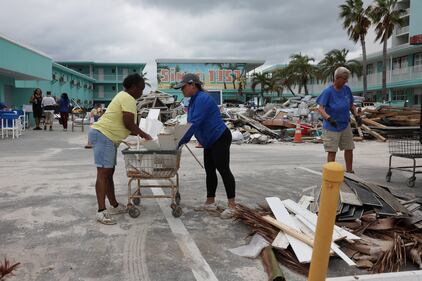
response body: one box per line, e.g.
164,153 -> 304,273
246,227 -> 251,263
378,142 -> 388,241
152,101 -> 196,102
382,33 -> 388,97
287,86 -> 296,96
304,81 -> 309,95
361,35 -> 368,98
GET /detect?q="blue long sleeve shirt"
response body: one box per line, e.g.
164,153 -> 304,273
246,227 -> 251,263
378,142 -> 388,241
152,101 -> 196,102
178,91 -> 227,149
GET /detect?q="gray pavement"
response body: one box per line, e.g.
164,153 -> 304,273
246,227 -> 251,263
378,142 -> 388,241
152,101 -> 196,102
0,125 -> 421,281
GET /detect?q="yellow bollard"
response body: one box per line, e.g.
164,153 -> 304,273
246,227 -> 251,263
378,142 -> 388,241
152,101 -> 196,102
308,162 -> 344,281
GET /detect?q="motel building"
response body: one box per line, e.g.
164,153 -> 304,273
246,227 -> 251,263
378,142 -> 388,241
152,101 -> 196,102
156,59 -> 266,104
0,33 -> 145,115
264,0 -> 422,107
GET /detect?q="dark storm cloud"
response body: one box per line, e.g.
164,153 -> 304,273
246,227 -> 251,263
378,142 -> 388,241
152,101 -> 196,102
0,0 -> 374,88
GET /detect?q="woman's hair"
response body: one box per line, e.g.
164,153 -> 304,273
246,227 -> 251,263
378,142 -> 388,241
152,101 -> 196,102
33,88 -> 42,95
194,83 -> 205,92
123,73 -> 145,90
61,93 -> 69,101
334,67 -> 351,79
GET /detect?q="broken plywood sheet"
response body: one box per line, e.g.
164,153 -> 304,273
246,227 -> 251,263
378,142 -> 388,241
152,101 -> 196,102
340,183 -> 362,206
282,199 -> 360,241
345,173 -> 409,215
266,197 -> 313,263
345,180 -> 383,207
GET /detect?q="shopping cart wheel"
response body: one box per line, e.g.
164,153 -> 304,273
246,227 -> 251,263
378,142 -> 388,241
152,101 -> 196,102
128,207 -> 141,218
172,206 -> 183,218
175,192 -> 181,205
407,177 -> 416,188
386,171 -> 392,182
132,197 -> 141,206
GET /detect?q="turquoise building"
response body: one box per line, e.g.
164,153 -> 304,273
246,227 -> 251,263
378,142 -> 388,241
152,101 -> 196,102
0,33 -> 145,110
58,62 -> 146,105
263,0 -> 422,106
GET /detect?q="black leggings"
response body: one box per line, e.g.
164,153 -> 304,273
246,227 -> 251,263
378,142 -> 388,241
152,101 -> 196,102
204,128 -> 236,199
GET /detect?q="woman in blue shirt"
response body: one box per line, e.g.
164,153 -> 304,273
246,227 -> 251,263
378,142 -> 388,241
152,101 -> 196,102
59,93 -> 70,131
317,67 -> 361,173
176,73 -> 237,219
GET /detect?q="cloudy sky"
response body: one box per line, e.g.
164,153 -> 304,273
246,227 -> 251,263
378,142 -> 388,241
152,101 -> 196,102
0,0 -> 383,89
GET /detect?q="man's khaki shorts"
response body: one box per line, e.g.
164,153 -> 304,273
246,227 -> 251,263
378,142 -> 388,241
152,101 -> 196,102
322,124 -> 355,152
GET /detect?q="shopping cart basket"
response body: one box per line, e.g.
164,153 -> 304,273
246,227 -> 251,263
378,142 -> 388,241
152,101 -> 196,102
386,131 -> 422,187
122,148 -> 182,218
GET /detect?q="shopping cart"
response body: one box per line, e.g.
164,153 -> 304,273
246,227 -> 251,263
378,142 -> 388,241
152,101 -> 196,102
386,131 -> 422,187
122,148 -> 182,218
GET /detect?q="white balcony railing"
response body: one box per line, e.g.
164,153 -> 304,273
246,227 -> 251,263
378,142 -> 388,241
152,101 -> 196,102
92,74 -> 127,81
396,25 -> 409,35
346,65 -> 422,90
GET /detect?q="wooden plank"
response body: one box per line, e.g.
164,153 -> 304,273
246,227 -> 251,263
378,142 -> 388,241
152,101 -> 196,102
238,113 -> 279,138
295,215 -> 356,266
282,199 -> 361,241
298,195 -> 314,209
271,232 -> 289,250
361,124 -> 386,142
362,118 -> 387,129
266,197 -> 313,263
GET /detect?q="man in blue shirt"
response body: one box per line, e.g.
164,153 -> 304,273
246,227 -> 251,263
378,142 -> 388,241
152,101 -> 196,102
317,67 -> 362,173
175,73 -> 237,219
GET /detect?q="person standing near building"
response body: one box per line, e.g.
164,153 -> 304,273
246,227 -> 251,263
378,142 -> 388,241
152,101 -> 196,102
59,93 -> 70,131
42,91 -> 56,131
316,67 -> 362,173
88,73 -> 152,225
30,88 -> 43,130
175,73 -> 237,219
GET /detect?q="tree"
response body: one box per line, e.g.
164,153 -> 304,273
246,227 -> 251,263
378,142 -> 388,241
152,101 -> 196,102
251,72 -> 271,106
339,0 -> 372,98
317,48 -> 362,82
266,76 -> 284,98
286,53 -> 317,95
370,0 -> 405,96
273,67 -> 297,96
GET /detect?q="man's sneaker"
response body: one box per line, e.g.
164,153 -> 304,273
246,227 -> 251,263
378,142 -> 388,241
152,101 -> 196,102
108,203 -> 127,215
220,207 -> 236,219
194,202 -> 218,212
96,210 -> 116,225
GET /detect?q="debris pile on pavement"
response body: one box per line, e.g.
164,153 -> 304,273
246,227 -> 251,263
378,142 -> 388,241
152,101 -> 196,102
137,91 -> 184,123
363,106 -> 421,127
232,173 -> 422,275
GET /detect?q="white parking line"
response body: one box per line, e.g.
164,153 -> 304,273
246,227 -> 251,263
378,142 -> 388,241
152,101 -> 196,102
298,166 -> 322,176
151,188 -> 219,281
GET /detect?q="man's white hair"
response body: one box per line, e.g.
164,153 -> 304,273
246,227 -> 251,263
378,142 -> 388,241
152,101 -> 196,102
334,67 -> 351,79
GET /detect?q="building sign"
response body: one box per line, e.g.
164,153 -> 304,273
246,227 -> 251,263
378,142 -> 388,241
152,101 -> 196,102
157,63 -> 247,90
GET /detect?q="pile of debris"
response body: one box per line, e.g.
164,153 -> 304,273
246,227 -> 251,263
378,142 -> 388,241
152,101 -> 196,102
232,173 -> 422,276
363,106 -> 421,127
137,91 -> 184,123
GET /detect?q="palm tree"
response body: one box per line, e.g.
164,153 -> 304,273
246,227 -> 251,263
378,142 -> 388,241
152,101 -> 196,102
251,72 -> 271,106
370,0 -> 405,96
266,76 -> 284,98
287,53 -> 317,95
339,0 -> 372,98
273,67 -> 297,96
318,48 -> 362,82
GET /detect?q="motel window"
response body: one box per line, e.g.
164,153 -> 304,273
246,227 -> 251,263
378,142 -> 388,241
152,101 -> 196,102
366,64 -> 374,75
392,89 -> 407,101
414,53 -> 422,71
133,69 -> 137,72
112,69 -> 116,73
112,86 -> 116,91
392,56 -> 408,70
